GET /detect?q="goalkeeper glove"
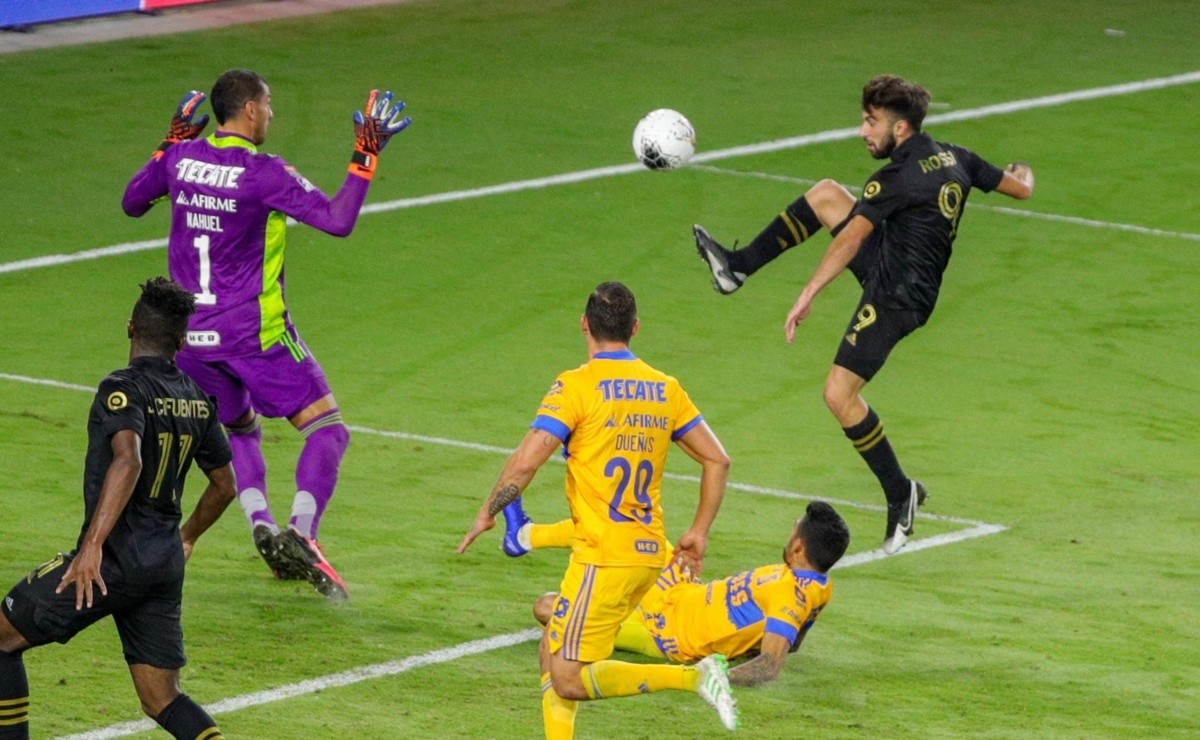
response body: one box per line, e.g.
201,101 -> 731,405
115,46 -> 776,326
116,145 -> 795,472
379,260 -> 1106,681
349,89 -> 411,179
154,90 -> 210,158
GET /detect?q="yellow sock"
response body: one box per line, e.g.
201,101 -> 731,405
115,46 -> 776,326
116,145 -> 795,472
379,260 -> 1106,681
581,660 -> 698,699
530,519 -> 574,549
614,609 -> 667,659
541,672 -> 577,739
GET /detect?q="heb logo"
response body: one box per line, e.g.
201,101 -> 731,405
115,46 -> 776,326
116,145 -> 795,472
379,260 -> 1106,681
634,540 -> 660,555
187,331 -> 220,347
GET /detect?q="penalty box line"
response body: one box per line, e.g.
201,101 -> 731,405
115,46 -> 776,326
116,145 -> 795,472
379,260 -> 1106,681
691,165 -> 1200,243
4,70 -> 1199,277
0,371 -> 1007,535
0,373 -> 1005,737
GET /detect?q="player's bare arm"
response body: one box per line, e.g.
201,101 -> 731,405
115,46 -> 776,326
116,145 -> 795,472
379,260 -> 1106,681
729,632 -> 791,687
672,421 -> 730,576
457,428 -> 561,553
996,161 -> 1035,199
180,463 -> 237,561
56,429 -> 142,610
785,215 -> 876,343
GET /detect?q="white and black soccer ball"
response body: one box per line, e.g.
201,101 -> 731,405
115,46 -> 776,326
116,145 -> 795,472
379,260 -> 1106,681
632,109 -> 696,170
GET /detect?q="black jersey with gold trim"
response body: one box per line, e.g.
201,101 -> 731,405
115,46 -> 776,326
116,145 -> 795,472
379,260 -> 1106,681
78,355 -> 231,582
851,132 -> 1004,314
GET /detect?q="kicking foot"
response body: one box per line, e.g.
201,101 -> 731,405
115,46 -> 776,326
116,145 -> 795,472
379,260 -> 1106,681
883,480 -> 928,555
693,225 -> 746,295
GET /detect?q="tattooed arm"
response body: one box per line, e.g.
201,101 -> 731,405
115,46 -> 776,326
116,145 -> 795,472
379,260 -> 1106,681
456,428 -> 561,553
729,633 -> 791,687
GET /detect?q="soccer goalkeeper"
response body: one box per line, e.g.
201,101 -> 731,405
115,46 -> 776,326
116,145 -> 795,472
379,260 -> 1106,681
123,69 -> 412,601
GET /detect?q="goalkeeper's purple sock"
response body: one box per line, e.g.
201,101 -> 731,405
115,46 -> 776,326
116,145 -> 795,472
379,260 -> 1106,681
289,411 -> 350,539
230,417 -> 275,529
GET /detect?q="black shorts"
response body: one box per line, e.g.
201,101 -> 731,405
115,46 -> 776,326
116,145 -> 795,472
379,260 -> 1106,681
1,552 -> 186,669
833,295 -> 927,381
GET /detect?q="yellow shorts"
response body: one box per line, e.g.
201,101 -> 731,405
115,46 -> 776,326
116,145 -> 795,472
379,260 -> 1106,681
545,558 -> 660,663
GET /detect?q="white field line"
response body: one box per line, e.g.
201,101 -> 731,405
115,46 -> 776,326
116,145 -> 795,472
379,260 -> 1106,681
4,372 -> 1003,738
0,373 -> 93,393
692,165 -> 1200,242
3,70 -> 1197,277
56,629 -> 545,740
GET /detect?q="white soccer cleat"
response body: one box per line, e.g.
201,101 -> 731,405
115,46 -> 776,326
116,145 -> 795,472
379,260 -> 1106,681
695,654 -> 739,731
883,480 -> 928,555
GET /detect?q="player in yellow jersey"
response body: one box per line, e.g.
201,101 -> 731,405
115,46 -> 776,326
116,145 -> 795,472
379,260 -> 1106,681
528,500 -> 850,686
458,281 -> 738,737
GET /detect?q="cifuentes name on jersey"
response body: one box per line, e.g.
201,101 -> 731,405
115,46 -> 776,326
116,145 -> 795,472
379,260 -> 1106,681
174,158 -> 245,188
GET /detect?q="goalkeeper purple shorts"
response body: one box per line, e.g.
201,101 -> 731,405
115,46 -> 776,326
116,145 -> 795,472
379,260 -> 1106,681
177,331 -> 332,424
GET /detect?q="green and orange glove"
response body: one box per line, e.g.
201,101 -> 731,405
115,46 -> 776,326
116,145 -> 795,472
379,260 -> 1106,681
349,89 -> 411,179
154,90 -> 209,158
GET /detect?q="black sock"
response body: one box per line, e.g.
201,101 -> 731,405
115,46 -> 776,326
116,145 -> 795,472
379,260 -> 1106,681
843,407 -> 909,505
729,196 -> 823,275
155,694 -> 222,740
0,650 -> 30,740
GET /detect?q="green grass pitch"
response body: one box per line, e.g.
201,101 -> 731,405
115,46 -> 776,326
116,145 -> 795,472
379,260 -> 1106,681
1,0 -> 1198,736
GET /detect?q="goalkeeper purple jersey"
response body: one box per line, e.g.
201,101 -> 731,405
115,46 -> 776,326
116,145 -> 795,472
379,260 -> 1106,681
122,132 -> 370,359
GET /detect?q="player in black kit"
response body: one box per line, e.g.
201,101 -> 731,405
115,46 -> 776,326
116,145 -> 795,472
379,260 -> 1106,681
0,278 -> 236,740
693,75 -> 1034,554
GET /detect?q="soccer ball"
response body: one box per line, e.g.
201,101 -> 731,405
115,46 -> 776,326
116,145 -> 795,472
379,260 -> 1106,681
632,109 -> 696,170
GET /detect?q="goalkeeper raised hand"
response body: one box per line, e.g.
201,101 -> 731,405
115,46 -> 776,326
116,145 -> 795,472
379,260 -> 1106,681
154,90 -> 209,158
348,89 -> 412,180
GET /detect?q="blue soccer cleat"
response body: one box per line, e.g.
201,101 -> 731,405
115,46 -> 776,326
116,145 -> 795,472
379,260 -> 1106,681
501,498 -> 532,557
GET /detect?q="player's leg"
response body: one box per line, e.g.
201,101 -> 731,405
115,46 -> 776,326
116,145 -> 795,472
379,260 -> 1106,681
175,352 -> 279,573
500,497 -> 574,557
288,393 -> 350,540
0,614 -> 31,740
828,299 -> 928,553
538,593 -> 672,660
543,563 -> 737,731
694,179 -> 855,293
613,607 -> 668,659
0,553 -> 129,739
242,336 -> 350,600
119,579 -> 223,739
538,629 -> 578,740
533,592 -> 557,626
275,393 -> 350,600
129,665 -> 222,739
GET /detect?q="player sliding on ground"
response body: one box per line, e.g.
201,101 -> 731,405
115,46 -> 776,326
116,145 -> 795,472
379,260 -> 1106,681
521,500 -> 851,687
691,75 -> 1034,556
458,282 -> 739,737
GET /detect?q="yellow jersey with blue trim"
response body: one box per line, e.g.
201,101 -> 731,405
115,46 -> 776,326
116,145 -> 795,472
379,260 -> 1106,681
531,349 -> 703,567
652,564 -> 831,663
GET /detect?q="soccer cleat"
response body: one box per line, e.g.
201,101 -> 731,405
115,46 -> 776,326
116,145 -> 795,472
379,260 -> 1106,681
252,523 -> 295,579
500,498 -> 532,558
693,225 -> 746,295
695,654 -> 739,731
883,480 -> 929,555
274,528 -> 349,602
